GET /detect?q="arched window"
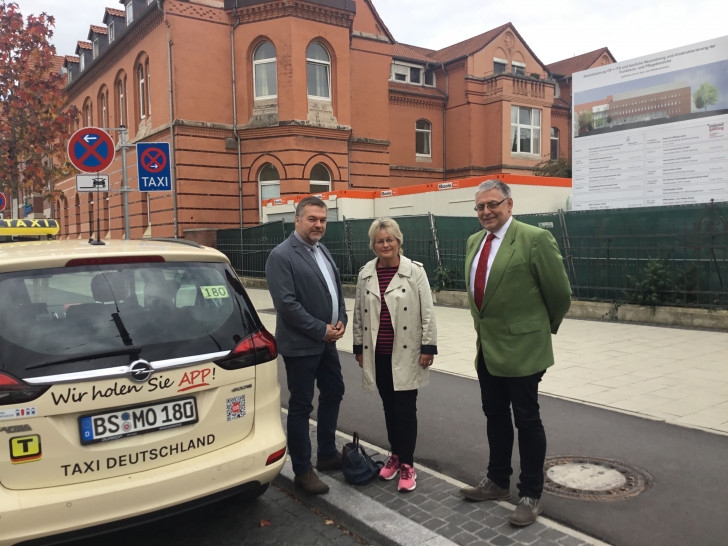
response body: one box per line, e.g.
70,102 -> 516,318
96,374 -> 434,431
253,41 -> 277,99
306,42 -> 330,99
138,64 -> 146,119
309,163 -> 331,194
258,163 -> 280,202
98,87 -> 108,128
83,99 -> 93,127
550,128 -> 559,159
416,119 -> 431,157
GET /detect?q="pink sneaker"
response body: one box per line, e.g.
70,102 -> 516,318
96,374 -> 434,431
398,463 -> 416,492
379,454 -> 400,480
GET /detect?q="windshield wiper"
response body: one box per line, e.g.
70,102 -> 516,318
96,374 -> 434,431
27,346 -> 142,371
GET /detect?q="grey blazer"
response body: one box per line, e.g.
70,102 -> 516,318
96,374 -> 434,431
265,233 -> 347,357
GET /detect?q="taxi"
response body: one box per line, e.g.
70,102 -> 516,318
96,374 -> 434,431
0,228 -> 286,544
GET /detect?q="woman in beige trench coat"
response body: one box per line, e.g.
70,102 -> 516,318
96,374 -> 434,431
352,217 -> 437,492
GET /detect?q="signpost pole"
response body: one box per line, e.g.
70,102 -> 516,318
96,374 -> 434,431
120,125 -> 130,240
90,173 -> 104,245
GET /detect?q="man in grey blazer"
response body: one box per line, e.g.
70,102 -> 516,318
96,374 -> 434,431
265,196 -> 347,494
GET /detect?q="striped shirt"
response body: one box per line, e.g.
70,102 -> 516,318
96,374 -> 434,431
375,266 -> 398,355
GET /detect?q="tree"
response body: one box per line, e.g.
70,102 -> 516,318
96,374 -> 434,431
0,1 -> 78,215
532,158 -> 572,178
693,82 -> 718,112
577,111 -> 594,134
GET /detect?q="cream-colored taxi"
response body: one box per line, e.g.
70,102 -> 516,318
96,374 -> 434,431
0,238 -> 285,544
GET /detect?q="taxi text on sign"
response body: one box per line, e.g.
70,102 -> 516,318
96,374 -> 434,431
67,127 -> 115,173
136,142 -> 172,192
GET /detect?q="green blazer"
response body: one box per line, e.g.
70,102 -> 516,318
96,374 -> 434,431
465,219 -> 572,377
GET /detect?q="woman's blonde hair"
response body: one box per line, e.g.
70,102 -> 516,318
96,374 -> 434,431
368,217 -> 403,254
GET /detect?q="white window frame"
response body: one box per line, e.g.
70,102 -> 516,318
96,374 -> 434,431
138,64 -> 146,119
306,42 -> 331,100
126,1 -> 134,25
415,119 -> 432,157
258,163 -> 281,204
146,60 -> 151,117
390,61 -> 432,86
92,38 -> 99,59
550,127 -> 559,159
108,20 -> 115,43
511,105 -> 541,155
117,80 -> 125,127
79,54 -> 85,71
101,92 -> 108,128
253,42 -> 277,100
512,60 -> 526,76
309,163 -> 331,194
494,57 -> 507,75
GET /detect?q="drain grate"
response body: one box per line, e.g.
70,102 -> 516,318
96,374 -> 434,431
543,456 -> 652,501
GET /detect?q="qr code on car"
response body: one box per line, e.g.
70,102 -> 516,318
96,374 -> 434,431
226,395 -> 246,421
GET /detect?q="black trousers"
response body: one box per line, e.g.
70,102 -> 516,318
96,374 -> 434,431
476,352 -> 546,499
375,353 -> 418,466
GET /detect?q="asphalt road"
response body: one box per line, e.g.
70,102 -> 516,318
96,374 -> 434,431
70,482 -> 366,546
279,352 -> 728,546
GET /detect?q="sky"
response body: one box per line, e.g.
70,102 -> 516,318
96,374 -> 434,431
12,0 -> 728,66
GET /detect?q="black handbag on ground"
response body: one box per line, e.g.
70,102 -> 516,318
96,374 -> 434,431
342,432 -> 383,485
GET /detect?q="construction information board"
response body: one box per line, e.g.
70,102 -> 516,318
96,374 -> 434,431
572,35 -> 728,210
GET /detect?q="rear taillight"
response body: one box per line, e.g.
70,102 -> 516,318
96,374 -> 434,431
216,328 -> 278,370
0,373 -> 49,405
266,447 -> 286,466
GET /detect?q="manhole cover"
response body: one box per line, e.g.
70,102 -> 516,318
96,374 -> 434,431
543,456 -> 652,501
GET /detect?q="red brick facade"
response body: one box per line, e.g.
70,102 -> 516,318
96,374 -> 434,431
49,0 -> 609,239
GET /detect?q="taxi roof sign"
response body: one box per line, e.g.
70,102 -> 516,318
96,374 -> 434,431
0,219 -> 60,236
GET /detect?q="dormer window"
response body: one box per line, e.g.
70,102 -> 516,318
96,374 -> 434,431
391,62 -> 434,86
126,1 -> 134,25
80,55 -> 85,71
108,21 -> 115,43
92,38 -> 99,59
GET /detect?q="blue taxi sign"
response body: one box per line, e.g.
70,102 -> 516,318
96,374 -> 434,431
137,142 -> 172,192
68,127 -> 115,173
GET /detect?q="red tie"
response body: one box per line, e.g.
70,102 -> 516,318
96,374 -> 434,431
474,233 -> 496,310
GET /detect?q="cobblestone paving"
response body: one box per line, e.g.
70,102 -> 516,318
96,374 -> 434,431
294,418 -> 599,546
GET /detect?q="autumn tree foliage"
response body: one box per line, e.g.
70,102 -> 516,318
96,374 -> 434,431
0,0 -> 78,208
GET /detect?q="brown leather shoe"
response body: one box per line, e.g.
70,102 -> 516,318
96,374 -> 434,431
315,451 -> 343,471
509,496 -> 542,526
293,468 -> 329,494
459,477 -> 511,501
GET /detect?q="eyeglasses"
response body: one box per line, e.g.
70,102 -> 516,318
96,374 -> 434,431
474,198 -> 507,212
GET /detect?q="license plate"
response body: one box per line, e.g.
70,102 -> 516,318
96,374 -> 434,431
79,397 -> 198,445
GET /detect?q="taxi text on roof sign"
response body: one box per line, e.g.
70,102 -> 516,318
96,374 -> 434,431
0,219 -> 60,236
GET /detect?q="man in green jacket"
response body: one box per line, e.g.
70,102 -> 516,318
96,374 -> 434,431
460,180 -> 572,527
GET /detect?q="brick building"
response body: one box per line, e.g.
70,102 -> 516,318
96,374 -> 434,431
49,0 -> 611,239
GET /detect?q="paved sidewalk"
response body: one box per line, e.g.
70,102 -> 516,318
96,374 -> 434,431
247,288 -> 728,435
275,417 -> 606,546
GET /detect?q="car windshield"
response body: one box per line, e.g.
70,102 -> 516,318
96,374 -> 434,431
0,261 -> 260,379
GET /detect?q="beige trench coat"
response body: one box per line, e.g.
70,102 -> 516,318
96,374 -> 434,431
352,255 -> 437,391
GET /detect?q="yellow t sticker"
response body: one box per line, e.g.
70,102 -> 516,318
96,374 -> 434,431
201,285 -> 229,299
10,435 -> 42,464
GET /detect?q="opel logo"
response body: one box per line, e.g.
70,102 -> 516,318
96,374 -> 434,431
128,360 -> 154,383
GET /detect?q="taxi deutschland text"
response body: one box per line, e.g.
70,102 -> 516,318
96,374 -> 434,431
61,434 -> 215,476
